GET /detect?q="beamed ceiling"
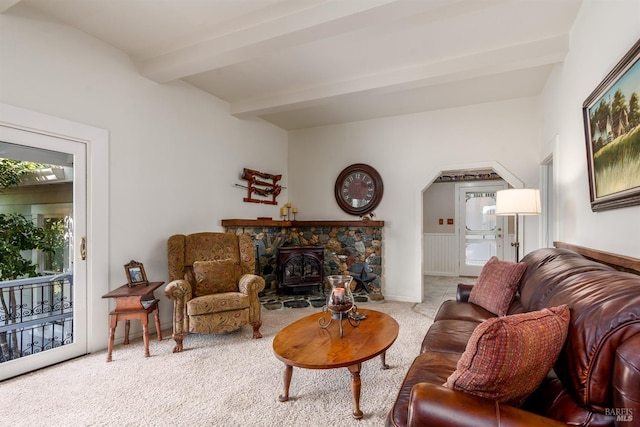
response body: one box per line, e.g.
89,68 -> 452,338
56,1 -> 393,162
2,0 -> 583,130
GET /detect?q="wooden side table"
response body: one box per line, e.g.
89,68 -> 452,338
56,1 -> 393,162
102,281 -> 164,362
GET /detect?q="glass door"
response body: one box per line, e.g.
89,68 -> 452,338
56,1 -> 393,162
0,130 -> 86,381
458,183 -> 506,276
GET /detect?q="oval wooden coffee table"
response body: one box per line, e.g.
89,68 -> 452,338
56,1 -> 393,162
272,308 -> 399,419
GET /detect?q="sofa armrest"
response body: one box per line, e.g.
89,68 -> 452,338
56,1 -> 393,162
164,279 -> 192,336
408,383 -> 566,427
456,284 -> 474,302
614,335 -> 640,414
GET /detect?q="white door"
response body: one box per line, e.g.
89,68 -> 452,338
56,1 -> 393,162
457,183 -> 506,276
0,128 -> 87,380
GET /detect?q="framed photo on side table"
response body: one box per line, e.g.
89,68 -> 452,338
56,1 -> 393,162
124,260 -> 148,287
583,38 -> 640,212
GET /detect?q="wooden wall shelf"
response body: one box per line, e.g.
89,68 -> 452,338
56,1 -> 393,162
221,219 -> 384,227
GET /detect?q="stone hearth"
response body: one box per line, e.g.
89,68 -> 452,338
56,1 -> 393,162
260,288 -> 374,311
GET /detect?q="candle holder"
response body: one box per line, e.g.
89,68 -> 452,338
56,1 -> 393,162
319,275 -> 360,337
281,203 -> 296,220
280,205 -> 289,220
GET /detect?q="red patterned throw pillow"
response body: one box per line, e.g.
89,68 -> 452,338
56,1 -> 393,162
468,256 -> 526,316
444,304 -> 570,407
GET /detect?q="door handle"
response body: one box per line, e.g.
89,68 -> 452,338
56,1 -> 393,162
81,237 -> 87,260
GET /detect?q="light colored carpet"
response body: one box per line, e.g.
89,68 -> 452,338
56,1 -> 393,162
1,301 -> 435,427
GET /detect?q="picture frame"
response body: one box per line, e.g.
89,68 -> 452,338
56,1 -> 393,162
582,39 -> 640,212
124,260 -> 148,287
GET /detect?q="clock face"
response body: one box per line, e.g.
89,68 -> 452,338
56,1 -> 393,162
335,164 -> 383,216
343,172 -> 374,207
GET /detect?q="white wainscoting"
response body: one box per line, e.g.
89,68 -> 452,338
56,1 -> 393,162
424,233 -> 458,276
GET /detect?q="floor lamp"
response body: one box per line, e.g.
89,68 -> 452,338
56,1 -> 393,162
495,188 -> 541,262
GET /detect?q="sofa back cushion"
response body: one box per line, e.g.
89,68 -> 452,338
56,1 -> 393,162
185,233 -> 240,265
444,304 -> 570,407
168,232 -> 258,283
519,248 -> 640,413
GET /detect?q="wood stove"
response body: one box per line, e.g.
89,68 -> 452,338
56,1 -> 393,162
277,245 -> 324,294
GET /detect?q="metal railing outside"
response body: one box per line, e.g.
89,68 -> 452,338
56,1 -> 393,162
0,273 -> 73,363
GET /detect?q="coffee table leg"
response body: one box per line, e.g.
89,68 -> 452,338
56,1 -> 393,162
279,364 -> 293,402
348,364 -> 363,419
380,351 -> 390,369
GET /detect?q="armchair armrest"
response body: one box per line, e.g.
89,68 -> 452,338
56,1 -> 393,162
164,279 -> 192,339
408,383 -> 566,427
238,274 -> 266,327
238,273 -> 266,295
456,284 -> 474,302
164,279 -> 192,301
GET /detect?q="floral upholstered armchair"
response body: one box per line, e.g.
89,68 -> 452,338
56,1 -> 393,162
164,232 -> 265,353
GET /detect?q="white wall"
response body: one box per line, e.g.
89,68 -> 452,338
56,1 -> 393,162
0,5 -> 288,346
289,0 -> 640,302
288,98 -> 542,302
3,0 -> 638,348
540,0 -> 640,257
423,183 -> 456,233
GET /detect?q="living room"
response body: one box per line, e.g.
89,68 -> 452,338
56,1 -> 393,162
1,0 -> 639,423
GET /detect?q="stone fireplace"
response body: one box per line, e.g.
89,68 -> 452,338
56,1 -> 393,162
221,219 -> 384,293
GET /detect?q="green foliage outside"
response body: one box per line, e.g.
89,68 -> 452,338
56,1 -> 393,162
0,159 -> 41,190
0,159 -> 60,361
0,213 -> 55,280
0,159 -> 59,280
42,217 -> 66,273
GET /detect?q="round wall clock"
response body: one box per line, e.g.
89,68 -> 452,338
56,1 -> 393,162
334,163 -> 383,216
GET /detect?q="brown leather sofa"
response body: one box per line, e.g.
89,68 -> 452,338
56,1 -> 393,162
387,247 -> 640,427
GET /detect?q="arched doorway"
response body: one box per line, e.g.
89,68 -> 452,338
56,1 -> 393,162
420,162 -> 524,301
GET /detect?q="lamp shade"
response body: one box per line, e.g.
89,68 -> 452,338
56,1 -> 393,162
495,188 -> 541,216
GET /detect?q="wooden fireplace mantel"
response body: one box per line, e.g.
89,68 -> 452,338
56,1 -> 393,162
221,219 -> 384,227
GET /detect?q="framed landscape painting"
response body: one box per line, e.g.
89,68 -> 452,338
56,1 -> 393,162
583,39 -> 640,212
